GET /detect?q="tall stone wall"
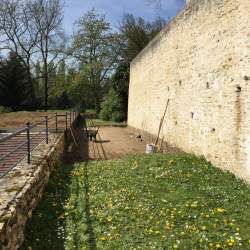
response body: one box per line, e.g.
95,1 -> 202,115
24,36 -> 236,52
128,0 -> 250,181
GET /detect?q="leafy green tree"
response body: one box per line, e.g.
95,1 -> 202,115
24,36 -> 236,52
56,60 -> 66,86
67,67 -> 94,110
72,9 -> 120,113
49,60 -> 70,108
120,14 -> 166,61
100,88 -> 124,122
106,14 -> 166,121
34,62 -> 44,107
48,62 -> 57,90
111,62 -> 130,120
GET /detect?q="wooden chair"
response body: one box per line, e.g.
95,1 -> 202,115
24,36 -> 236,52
88,127 -> 99,142
86,119 -> 99,142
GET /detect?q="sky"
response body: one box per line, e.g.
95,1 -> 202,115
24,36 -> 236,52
63,0 -> 185,34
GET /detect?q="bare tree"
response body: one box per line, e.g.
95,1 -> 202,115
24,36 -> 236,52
0,0 -> 40,106
29,0 -> 65,110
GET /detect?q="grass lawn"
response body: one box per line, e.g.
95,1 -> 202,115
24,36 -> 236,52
22,154 -> 250,249
86,118 -> 125,127
67,154 -> 250,249
21,163 -> 74,250
85,109 -> 96,113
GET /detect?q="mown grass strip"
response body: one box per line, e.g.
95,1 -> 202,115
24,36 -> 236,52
21,163 -> 74,250
86,119 -> 124,127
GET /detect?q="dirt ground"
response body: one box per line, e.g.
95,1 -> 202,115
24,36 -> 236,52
0,111 -> 67,129
64,124 -> 181,163
89,127 -> 146,160
64,126 -> 146,162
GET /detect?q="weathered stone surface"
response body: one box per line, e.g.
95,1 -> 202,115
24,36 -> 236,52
128,0 -> 250,182
0,134 -> 64,250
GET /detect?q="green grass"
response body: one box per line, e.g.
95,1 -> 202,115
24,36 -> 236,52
86,118 -> 125,127
65,154 -> 250,249
85,109 -> 96,113
21,162 -> 74,250
21,154 -> 250,250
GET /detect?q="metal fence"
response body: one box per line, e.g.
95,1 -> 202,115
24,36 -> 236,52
0,111 -> 79,179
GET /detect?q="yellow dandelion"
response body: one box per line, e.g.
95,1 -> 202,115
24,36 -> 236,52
99,236 -> 106,241
216,208 -> 225,213
190,201 -> 198,208
107,216 -> 112,222
215,243 -> 221,249
226,238 -> 235,246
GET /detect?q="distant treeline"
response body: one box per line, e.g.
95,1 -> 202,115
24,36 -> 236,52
0,0 -> 167,120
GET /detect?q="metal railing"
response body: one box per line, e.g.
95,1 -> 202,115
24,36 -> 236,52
0,110 -> 79,179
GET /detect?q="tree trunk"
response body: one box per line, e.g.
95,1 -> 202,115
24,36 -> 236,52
44,61 -> 48,112
95,98 -> 101,114
27,69 -> 35,108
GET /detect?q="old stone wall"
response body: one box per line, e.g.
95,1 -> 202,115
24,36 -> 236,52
0,134 -> 64,250
128,0 -> 250,181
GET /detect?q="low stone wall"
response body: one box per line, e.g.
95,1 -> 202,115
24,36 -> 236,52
0,134 -> 64,250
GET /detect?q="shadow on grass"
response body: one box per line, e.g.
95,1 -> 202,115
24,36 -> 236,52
21,120 -> 97,250
20,162 -> 74,250
84,163 -> 97,250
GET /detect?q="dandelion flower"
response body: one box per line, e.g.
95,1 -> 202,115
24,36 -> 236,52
107,216 -> 112,222
216,208 -> 225,213
99,236 -> 106,241
215,243 -> 221,248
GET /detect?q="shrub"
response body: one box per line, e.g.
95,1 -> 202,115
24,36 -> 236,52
0,106 -> 12,114
100,89 -> 124,122
111,111 -> 124,122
